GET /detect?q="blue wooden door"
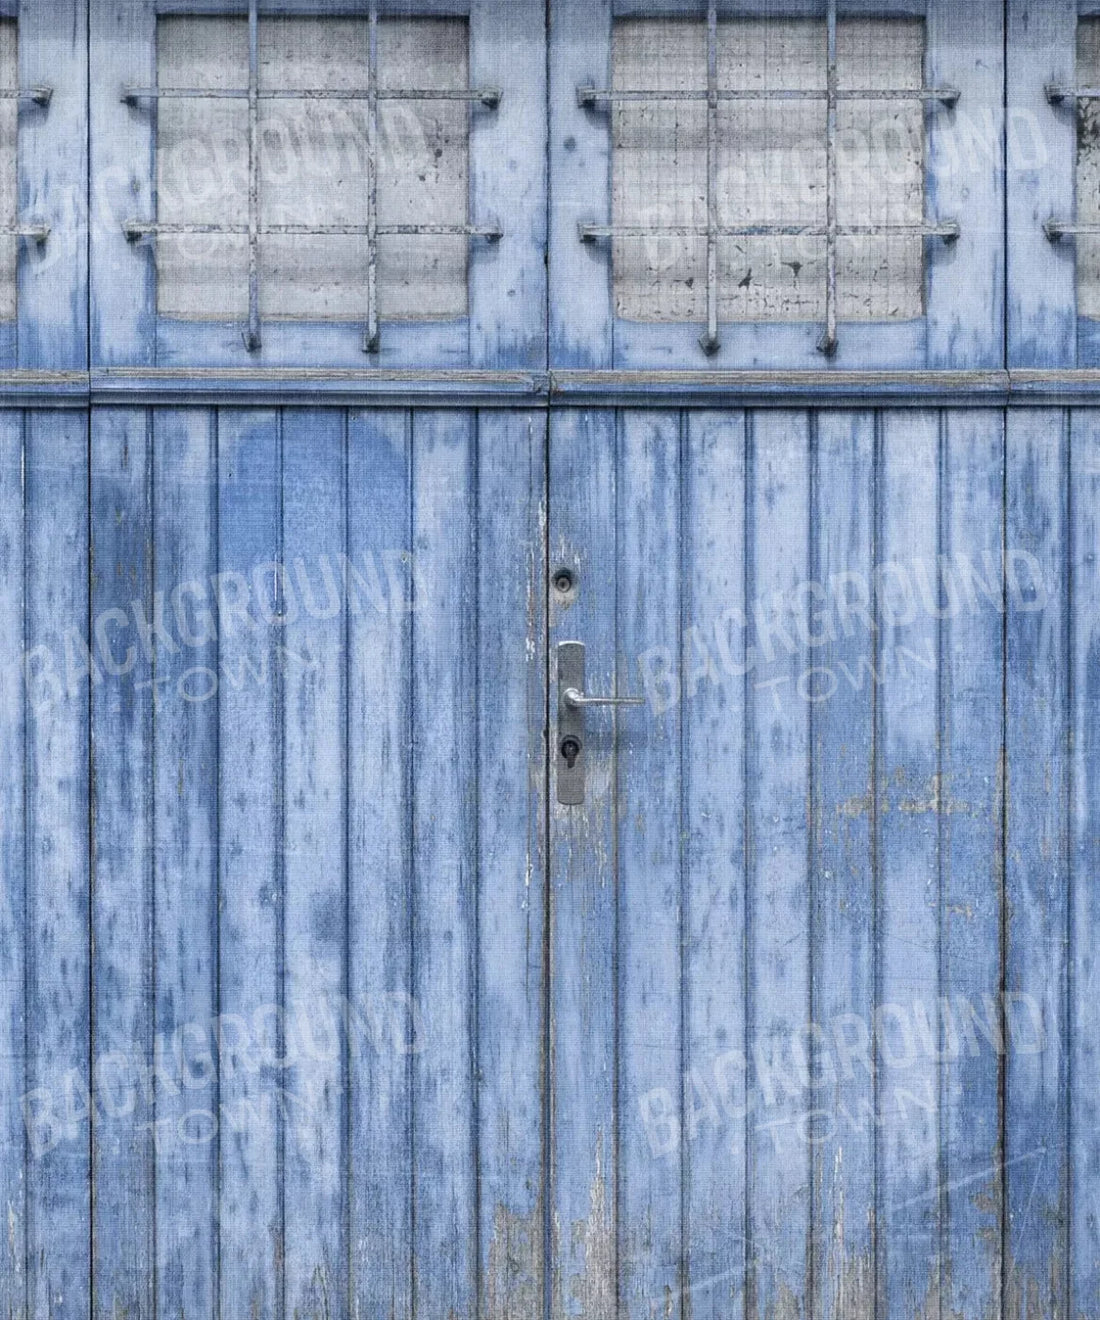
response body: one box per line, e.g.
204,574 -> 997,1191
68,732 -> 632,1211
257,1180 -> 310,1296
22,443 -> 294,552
5,0 -> 1100,1317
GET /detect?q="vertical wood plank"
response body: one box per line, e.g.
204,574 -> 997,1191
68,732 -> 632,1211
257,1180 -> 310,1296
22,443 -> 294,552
346,408 -> 413,1320
810,411 -> 876,1320
1070,409 -> 1100,1319
617,409 -> 682,1318
281,408 -> 348,1319
745,409 -> 811,1320
90,407 -> 154,1319
411,409 -> 477,1320
25,410 -> 90,1319
549,0 -> 613,368
0,411 -> 24,1319
217,407 -> 282,1320
940,410 -> 1004,1318
20,0 -> 88,369
1005,408 -> 1069,1320
1006,0 -> 1077,367
476,410 -> 547,1318
926,0 -> 1005,369
469,0 -> 547,369
876,410 -> 941,1319
548,408 -> 617,1320
682,411 -> 747,1320
90,0 -> 156,366
151,408 -> 218,1320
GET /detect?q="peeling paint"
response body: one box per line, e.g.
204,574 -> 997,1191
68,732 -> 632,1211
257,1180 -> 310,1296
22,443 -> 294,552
823,1150 -> 874,1320
485,1201 -> 542,1320
552,1134 -> 614,1320
1005,1258 -> 1067,1320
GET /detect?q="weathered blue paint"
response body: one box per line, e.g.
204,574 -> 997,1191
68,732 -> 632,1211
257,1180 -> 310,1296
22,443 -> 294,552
25,412 -> 91,1320
682,409 -> 748,1320
4,3 -> 1100,1318
346,406 -> 414,1320
810,410 -> 876,1320
152,408 -> 219,1320
90,408 -> 155,1320
6,392 -> 1100,1316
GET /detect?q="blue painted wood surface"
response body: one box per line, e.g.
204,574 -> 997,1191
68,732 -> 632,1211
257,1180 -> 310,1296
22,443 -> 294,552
3,395 -> 1100,1318
4,3 -> 1100,1315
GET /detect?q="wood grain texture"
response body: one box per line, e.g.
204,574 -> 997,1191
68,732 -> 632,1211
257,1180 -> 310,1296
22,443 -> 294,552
939,410 -> 1004,1319
151,407 -> 219,1320
281,407 -> 348,1318
24,410 -> 90,1320
0,410 -> 25,1320
1006,0 -> 1077,367
19,0 -> 88,370
925,0 -> 1004,369
876,410 -> 941,1319
1070,408 -> 1100,1319
1005,408 -> 1070,1320
216,407 -> 283,1320
810,410 -> 876,1320
682,410 -> 748,1320
476,411 -> 547,1319
745,409 -> 812,1319
410,409 -> 478,1320
617,409 -> 683,1317
346,406 -> 414,1320
90,407 -> 155,1319
548,408 -> 618,1320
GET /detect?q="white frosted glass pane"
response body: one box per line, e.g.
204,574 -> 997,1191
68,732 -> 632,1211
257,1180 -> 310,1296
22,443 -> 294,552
155,15 -> 468,324
611,16 -> 924,324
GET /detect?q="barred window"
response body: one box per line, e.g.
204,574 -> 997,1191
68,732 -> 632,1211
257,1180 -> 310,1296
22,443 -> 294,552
154,15 -> 471,337
597,12 -> 952,352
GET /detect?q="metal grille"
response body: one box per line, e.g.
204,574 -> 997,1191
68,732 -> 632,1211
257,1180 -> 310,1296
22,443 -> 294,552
123,0 -> 501,353
579,0 -> 959,356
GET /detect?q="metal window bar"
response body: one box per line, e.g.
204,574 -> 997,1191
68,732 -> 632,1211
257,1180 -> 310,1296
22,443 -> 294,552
123,0 -> 501,354
365,0 -> 379,352
703,0 -> 719,354
579,0 -> 960,356
821,0 -> 838,354
246,0 -> 260,350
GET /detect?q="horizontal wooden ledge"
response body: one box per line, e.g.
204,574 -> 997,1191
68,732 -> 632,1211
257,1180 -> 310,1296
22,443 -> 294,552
549,370 -> 1011,406
6,368 -> 1100,407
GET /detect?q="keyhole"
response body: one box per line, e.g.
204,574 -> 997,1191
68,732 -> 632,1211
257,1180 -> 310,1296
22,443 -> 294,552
561,737 -> 581,769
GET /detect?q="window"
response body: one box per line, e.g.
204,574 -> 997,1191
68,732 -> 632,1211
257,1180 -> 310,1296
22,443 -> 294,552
607,16 -> 931,345
553,0 -> 1002,371
150,14 -> 477,349
93,0 -> 545,370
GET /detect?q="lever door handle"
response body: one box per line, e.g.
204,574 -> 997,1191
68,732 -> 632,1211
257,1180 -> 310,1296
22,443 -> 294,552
561,687 -> 645,710
557,641 -> 643,805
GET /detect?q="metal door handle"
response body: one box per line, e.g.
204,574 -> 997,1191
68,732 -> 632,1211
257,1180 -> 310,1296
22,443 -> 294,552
562,687 -> 644,710
557,641 -> 643,805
